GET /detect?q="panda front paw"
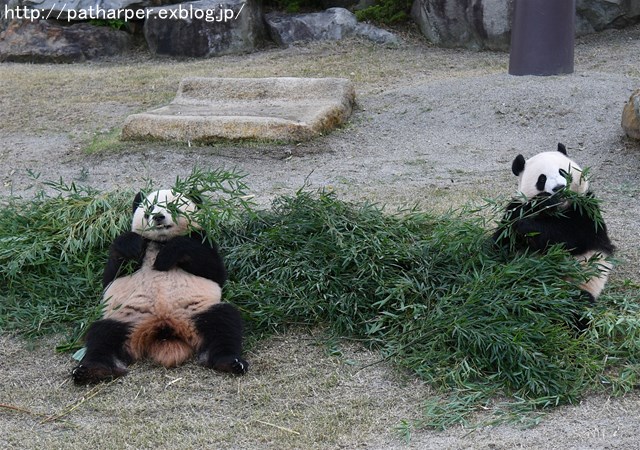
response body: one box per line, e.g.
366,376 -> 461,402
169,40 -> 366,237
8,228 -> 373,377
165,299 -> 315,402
514,219 -> 540,237
114,232 -> 145,261
153,249 -> 180,271
72,362 -> 127,385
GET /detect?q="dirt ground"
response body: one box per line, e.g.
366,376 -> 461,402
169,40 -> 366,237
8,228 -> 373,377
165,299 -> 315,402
1,24 -> 639,449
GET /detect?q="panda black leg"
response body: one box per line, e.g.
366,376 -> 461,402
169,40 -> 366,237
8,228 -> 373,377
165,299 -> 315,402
571,291 -> 596,333
72,319 -> 132,385
194,304 -> 248,375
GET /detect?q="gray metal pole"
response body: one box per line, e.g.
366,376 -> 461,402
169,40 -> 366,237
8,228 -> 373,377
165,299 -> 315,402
508,0 -> 576,76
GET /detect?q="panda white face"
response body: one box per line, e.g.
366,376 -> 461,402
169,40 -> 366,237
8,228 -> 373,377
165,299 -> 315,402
513,148 -> 588,200
131,189 -> 198,241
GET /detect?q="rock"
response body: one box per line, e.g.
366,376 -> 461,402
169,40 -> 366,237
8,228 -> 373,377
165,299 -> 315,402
122,77 -> 356,143
143,0 -> 266,57
622,89 -> 640,140
0,0 -> 20,23
265,8 -> 358,45
411,0 -> 514,51
576,0 -> 640,34
22,0 -> 159,20
0,20 -> 132,63
1,0 -> 21,30
354,23 -> 400,46
265,7 -> 399,46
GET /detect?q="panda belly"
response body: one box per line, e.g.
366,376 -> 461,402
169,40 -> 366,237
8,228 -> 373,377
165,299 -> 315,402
102,267 -> 222,323
102,246 -> 222,367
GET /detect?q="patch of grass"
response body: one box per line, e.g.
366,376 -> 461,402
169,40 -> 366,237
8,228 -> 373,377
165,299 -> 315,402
355,0 -> 413,25
83,128 -> 126,154
264,0 -> 324,13
87,19 -> 127,30
0,179 -> 131,345
0,169 -> 638,429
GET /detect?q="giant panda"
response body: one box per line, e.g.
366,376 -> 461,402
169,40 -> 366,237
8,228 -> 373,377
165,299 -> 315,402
493,143 -> 615,305
72,189 -> 248,384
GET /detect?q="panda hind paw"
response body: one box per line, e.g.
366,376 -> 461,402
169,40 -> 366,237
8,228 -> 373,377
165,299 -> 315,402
72,362 -> 127,385
202,355 -> 249,375
231,358 -> 249,375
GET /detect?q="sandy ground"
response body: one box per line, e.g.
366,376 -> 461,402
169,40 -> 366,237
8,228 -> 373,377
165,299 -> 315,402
0,25 -> 639,449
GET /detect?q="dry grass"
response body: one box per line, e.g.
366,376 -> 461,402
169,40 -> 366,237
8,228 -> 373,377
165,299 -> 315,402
0,32 -> 507,136
0,332 -> 432,449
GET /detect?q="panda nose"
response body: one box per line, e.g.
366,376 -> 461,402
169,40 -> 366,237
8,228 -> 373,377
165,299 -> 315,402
153,213 -> 166,223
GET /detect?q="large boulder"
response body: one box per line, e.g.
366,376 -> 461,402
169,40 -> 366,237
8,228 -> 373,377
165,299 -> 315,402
1,0 -> 21,30
577,0 -> 640,34
354,22 -> 400,45
143,0 -> 266,57
0,20 -> 132,63
622,89 -> 640,140
266,7 -> 358,45
22,0 -> 168,19
410,0 -> 514,51
265,7 -> 399,46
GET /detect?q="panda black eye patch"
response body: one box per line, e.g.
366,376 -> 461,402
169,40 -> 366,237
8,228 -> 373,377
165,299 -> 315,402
559,168 -> 569,178
536,174 -> 547,191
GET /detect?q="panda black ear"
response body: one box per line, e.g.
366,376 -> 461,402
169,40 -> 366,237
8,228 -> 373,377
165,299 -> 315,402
187,191 -> 204,208
132,192 -> 144,215
512,155 -> 526,176
557,143 -> 567,155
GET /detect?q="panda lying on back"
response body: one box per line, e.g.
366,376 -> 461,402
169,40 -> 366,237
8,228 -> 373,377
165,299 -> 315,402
493,143 -> 615,304
72,189 -> 248,385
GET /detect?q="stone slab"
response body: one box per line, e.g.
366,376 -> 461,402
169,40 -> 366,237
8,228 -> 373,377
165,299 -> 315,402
122,77 -> 356,143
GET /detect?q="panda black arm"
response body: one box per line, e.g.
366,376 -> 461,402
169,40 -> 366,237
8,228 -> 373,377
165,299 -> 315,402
541,205 -> 614,256
153,232 -> 228,286
497,199 -> 613,255
103,232 -> 146,287
513,211 -> 587,252
492,199 -> 535,249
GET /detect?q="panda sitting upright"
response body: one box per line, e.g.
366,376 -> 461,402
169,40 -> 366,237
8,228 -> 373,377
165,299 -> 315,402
72,189 -> 248,384
493,143 -> 615,304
